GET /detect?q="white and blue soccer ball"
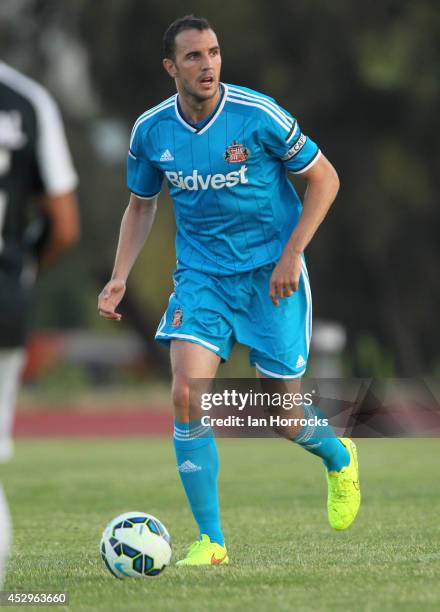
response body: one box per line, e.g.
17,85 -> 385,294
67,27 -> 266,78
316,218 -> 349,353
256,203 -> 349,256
100,511 -> 172,578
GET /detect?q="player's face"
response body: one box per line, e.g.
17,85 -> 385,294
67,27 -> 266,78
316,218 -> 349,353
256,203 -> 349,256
164,28 -> 221,102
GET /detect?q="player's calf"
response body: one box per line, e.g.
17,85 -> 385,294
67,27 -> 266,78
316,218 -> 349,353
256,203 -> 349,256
266,403 -> 304,440
171,376 -> 225,552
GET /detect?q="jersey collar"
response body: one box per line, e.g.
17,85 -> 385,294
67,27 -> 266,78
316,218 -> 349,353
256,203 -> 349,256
175,83 -> 228,135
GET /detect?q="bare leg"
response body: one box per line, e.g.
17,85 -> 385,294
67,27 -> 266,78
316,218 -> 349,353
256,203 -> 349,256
0,350 -> 24,583
256,369 -> 350,473
256,370 -> 305,439
0,348 -> 25,461
170,340 -> 221,422
0,484 -> 11,587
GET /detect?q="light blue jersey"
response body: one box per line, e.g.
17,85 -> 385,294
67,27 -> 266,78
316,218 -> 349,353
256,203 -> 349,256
127,83 -> 320,276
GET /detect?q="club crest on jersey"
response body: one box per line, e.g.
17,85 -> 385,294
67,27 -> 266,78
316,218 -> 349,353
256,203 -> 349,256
171,307 -> 183,328
224,141 -> 250,163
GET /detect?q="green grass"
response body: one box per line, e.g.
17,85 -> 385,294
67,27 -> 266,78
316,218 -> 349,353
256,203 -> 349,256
3,439 -> 440,611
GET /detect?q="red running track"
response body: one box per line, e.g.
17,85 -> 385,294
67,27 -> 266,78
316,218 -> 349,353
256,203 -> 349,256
13,409 -> 173,438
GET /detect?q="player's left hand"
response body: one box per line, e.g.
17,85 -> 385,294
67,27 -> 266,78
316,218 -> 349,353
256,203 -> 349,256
269,251 -> 302,306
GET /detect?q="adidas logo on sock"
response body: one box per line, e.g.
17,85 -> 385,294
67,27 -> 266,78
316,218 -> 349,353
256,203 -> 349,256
295,354 -> 306,369
160,149 -> 174,161
178,460 -> 202,473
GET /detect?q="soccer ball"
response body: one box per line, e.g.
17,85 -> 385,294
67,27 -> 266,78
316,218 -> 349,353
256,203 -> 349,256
100,511 -> 172,578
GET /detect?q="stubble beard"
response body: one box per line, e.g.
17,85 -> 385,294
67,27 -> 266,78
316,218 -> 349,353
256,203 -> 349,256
181,79 -> 220,106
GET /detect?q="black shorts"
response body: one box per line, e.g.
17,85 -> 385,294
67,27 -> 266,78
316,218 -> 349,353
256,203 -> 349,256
0,274 -> 32,348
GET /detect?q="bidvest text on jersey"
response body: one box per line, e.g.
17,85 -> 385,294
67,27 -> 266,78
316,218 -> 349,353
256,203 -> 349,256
165,165 -> 248,191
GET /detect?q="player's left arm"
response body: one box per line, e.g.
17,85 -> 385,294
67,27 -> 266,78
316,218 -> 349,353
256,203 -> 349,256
269,154 -> 339,306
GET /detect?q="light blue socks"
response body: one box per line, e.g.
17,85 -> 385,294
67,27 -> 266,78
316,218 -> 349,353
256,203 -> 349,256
293,404 -> 350,472
173,420 -> 224,545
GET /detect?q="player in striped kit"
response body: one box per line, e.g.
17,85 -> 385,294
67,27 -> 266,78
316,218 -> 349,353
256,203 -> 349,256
0,60 -> 80,584
98,15 -> 360,565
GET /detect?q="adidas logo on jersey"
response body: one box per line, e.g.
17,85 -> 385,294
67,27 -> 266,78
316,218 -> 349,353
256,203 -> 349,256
178,460 -> 202,473
165,165 -> 248,191
160,149 -> 174,161
296,354 -> 306,369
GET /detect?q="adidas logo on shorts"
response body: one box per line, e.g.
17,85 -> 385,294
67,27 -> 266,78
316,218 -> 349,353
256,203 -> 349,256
160,149 -> 174,161
295,354 -> 306,369
178,460 -> 202,473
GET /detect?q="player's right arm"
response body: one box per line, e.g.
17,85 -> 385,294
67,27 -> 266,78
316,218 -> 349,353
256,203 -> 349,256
98,113 -> 163,320
98,193 -> 158,321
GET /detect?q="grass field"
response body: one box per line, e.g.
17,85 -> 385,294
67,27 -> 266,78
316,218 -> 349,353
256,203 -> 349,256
3,438 -> 440,611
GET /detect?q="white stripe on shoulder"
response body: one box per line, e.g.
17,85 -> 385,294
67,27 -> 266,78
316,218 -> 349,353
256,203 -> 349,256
226,95 -> 292,132
227,85 -> 293,126
130,99 -> 175,147
286,121 -> 299,142
0,61 -> 78,195
227,91 -> 291,130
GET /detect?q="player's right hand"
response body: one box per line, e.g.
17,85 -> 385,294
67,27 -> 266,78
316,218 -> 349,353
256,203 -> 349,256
98,279 -> 126,321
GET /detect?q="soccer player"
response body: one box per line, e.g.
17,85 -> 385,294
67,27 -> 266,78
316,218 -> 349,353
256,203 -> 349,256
0,61 -> 80,583
98,15 -> 360,566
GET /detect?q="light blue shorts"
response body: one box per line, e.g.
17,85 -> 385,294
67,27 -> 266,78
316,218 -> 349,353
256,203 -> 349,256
155,260 -> 312,378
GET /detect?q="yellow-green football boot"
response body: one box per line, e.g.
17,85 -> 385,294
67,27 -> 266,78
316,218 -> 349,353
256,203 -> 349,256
327,438 -> 361,530
176,534 -> 229,566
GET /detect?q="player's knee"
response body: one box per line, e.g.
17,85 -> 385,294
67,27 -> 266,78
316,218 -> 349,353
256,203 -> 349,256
171,377 -> 191,420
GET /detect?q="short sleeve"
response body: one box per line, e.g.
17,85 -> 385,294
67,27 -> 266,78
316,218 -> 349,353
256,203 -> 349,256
35,87 -> 78,195
127,124 -> 163,199
260,105 -> 321,174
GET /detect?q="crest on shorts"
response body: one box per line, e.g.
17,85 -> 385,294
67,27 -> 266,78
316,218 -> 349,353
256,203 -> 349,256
224,141 -> 250,163
171,307 -> 183,328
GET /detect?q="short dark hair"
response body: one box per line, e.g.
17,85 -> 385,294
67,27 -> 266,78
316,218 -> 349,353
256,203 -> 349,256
163,15 -> 212,60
